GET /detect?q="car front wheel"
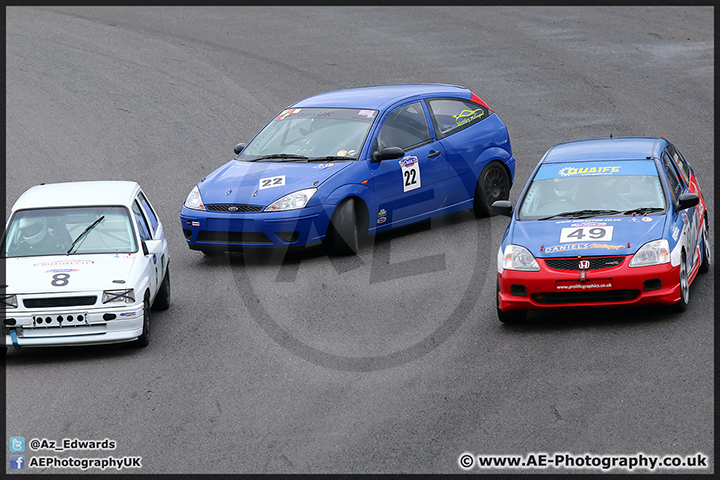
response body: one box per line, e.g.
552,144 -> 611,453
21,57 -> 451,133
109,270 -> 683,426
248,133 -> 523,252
152,267 -> 170,311
474,161 -> 510,218
133,295 -> 151,347
674,252 -> 689,312
327,198 -> 359,256
699,219 -> 711,273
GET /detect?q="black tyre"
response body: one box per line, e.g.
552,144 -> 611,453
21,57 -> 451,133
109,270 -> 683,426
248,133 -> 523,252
496,280 -> 526,324
152,267 -> 170,311
699,219 -> 711,273
133,295 -> 151,347
474,161 -> 511,218
327,198 -> 359,256
201,248 -> 223,257
674,252 -> 689,312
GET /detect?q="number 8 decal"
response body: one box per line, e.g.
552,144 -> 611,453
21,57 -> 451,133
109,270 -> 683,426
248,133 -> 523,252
51,273 -> 70,287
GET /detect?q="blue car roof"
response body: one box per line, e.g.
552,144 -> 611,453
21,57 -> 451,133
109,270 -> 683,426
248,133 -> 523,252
291,84 -> 472,111
542,137 -> 669,164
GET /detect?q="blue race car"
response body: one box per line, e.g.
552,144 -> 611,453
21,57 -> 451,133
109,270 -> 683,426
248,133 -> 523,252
492,137 -> 710,323
180,84 -> 515,255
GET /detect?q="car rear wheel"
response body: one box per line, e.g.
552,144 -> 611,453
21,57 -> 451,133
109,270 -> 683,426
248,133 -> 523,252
496,280 -> 526,324
674,252 -> 689,312
699,219 -> 711,273
327,198 -> 359,256
152,267 -> 170,311
133,295 -> 151,347
474,161 -> 510,218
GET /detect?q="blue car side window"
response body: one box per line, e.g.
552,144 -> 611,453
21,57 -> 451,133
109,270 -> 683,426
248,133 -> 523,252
426,98 -> 491,139
662,152 -> 684,206
374,101 -> 431,152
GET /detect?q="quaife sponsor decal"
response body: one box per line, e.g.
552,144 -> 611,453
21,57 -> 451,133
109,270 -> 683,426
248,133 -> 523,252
558,166 -> 621,177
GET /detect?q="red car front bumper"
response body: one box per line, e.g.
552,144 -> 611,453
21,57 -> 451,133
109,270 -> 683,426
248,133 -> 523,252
497,256 -> 682,312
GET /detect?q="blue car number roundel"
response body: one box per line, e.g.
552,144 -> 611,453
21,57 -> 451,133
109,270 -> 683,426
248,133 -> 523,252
400,156 -> 421,192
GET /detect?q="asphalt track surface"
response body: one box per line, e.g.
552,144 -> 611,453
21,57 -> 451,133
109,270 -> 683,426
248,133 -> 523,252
5,6 -> 714,474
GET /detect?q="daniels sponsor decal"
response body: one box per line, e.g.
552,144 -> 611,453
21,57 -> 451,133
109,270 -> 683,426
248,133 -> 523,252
545,243 -> 625,253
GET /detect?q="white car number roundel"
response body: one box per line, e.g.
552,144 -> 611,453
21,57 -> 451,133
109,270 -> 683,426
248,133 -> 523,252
560,226 -> 613,243
399,156 -> 421,192
259,175 -> 285,190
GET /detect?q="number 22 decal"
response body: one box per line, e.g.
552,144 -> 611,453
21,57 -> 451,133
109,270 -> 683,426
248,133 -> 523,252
560,226 -> 614,243
259,175 -> 286,190
399,156 -> 421,193
51,273 -> 70,287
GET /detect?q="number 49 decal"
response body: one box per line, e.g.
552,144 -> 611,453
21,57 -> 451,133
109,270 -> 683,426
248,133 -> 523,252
560,226 -> 613,243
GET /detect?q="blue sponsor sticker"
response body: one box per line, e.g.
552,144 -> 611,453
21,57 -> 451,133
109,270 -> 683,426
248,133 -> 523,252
534,160 -> 659,181
398,156 -> 418,168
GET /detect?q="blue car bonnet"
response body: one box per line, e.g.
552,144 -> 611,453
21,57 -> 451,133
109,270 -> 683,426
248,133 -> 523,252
198,160 -> 352,205
510,216 -> 667,258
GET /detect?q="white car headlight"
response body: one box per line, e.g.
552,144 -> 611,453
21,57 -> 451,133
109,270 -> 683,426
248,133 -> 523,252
184,185 -> 206,211
102,289 -> 135,304
502,244 -> 540,271
265,188 -> 317,212
3,294 -> 18,309
629,239 -> 670,267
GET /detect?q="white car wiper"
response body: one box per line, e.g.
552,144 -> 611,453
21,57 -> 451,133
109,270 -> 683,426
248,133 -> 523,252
67,215 -> 105,255
246,153 -> 309,162
539,209 -> 622,221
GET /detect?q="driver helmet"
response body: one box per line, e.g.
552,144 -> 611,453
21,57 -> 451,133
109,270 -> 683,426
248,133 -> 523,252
552,177 -> 579,202
19,216 -> 48,246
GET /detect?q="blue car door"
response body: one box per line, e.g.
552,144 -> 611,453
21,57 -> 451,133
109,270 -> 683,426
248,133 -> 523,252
368,100 -> 448,225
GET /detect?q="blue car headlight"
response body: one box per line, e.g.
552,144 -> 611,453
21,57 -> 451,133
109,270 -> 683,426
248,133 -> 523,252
184,185 -> 206,211
629,239 -> 670,267
501,244 -> 540,271
265,188 -> 317,212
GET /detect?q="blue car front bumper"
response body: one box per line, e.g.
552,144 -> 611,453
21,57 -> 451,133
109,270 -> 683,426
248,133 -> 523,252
180,205 -> 331,250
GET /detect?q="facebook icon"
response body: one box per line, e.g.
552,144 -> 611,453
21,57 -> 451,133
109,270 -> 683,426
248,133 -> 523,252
10,455 -> 25,470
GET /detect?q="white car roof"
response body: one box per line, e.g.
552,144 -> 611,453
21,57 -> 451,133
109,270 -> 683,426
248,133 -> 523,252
11,181 -> 142,211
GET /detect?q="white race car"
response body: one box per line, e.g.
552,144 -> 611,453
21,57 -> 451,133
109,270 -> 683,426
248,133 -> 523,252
3,181 -> 170,352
